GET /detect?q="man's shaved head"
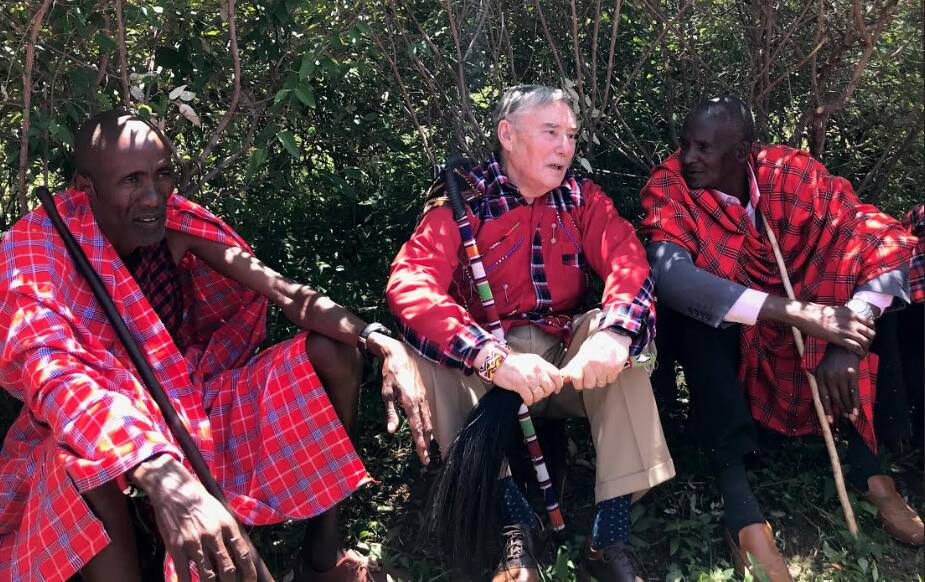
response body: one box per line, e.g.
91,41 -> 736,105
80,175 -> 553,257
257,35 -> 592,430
685,95 -> 755,144
73,110 -> 169,180
71,109 -> 176,256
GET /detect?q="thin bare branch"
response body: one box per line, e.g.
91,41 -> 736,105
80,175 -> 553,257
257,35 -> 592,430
184,0 -> 242,194
113,0 -> 130,106
370,24 -> 437,166
531,0 -> 568,77
17,0 -> 54,216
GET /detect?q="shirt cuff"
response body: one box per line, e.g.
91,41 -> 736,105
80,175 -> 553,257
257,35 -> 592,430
724,288 -> 768,326
447,322 -> 497,371
852,290 -> 893,314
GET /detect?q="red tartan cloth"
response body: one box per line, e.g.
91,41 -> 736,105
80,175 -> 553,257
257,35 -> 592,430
641,145 -> 915,450
903,203 -> 924,303
0,188 -> 367,581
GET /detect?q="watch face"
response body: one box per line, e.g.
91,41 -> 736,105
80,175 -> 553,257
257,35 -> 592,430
846,299 -> 874,320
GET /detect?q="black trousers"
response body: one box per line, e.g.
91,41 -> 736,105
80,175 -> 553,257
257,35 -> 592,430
666,308 -> 909,470
668,309 -> 757,468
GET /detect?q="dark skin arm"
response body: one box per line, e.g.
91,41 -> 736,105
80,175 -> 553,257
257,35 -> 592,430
126,231 -> 434,580
759,296 -> 879,423
165,230 -> 433,462
758,295 -> 876,357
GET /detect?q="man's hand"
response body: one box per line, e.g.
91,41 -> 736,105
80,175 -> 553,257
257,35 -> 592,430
815,344 -> 862,424
370,333 -> 434,465
761,297 -> 875,357
129,455 -> 257,582
493,352 -> 563,406
560,330 -> 631,390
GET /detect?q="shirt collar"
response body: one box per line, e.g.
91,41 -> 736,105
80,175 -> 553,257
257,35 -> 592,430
468,152 -> 581,217
708,163 -> 760,224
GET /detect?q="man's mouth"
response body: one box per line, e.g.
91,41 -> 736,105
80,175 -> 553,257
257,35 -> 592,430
134,215 -> 164,225
548,163 -> 565,171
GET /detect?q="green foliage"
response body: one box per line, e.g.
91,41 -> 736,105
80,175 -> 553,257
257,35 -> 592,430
0,0 -> 922,578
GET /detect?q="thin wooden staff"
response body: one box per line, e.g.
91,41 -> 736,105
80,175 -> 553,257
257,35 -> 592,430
35,186 -> 276,581
442,156 -> 566,532
760,209 -> 859,538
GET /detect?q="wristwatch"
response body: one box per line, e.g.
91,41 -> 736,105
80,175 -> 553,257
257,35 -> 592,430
845,298 -> 876,322
357,322 -> 393,351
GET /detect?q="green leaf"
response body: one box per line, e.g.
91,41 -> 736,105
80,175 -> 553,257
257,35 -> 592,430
293,86 -> 316,108
277,131 -> 300,158
273,89 -> 290,105
298,53 -> 315,80
94,33 -> 118,53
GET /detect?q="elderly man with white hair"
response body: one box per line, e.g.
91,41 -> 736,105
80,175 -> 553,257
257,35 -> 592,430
386,85 -> 675,581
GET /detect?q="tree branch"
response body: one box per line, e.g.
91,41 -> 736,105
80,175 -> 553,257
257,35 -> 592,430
184,0 -> 241,195
113,0 -> 130,106
17,0 -> 53,216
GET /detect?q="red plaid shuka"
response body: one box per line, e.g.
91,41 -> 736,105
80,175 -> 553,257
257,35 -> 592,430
641,145 -> 915,450
0,188 -> 367,581
903,203 -> 924,303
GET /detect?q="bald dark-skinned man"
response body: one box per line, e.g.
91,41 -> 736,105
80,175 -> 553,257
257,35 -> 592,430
641,96 -> 921,581
0,110 -> 419,582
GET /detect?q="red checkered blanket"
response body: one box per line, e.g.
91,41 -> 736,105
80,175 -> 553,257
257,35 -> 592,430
641,145 -> 915,450
903,203 -> 924,304
0,188 -> 367,581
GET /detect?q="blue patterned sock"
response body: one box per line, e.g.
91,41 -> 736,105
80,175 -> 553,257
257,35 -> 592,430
591,495 -> 631,549
498,477 -> 538,526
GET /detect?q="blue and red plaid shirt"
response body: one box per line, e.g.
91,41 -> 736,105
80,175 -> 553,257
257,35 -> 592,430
388,153 -> 656,371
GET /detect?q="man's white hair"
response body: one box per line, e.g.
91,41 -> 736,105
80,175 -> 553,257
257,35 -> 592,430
492,85 -> 575,127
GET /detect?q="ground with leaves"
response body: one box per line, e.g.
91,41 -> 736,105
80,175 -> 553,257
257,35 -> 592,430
238,372 -> 924,582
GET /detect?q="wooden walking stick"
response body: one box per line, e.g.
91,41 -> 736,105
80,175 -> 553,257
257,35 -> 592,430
760,209 -> 859,538
35,186 -> 276,581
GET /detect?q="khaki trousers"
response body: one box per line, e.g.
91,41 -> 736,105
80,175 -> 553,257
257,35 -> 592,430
409,309 -> 675,502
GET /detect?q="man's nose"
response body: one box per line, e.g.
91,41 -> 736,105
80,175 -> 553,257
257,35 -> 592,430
681,147 -> 695,165
139,179 -> 164,206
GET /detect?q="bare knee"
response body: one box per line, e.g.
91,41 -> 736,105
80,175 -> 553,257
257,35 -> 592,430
306,333 -> 363,387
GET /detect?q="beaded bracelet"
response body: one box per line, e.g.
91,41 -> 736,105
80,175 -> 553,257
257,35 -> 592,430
477,342 -> 510,384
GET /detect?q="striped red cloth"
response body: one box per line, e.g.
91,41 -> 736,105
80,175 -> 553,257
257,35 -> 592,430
0,188 -> 367,581
903,203 -> 924,304
124,238 -> 184,339
641,145 -> 915,450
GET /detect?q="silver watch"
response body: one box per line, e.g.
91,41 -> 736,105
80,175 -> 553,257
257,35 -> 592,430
845,298 -> 876,321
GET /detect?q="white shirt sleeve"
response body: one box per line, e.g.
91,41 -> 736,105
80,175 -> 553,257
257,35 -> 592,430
723,288 -> 769,326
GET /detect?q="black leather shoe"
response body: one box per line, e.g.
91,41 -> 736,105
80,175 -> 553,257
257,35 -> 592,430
577,542 -> 640,582
491,523 -> 544,582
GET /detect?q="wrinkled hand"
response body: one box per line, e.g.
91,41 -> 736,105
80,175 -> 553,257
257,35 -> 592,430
373,333 -> 434,465
130,455 -> 256,582
560,330 -> 631,390
793,303 -> 875,357
493,352 -> 563,406
815,344 -> 862,424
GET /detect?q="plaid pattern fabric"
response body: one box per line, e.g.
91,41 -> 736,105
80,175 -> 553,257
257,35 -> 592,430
641,145 -> 915,450
388,155 -> 655,370
0,188 -> 367,581
124,238 -> 184,340
903,203 -> 924,303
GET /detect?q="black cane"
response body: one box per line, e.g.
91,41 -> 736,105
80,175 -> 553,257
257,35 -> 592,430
35,186 -> 274,582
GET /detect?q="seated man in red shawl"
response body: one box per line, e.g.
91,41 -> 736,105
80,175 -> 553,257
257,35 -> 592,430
0,110 -> 416,582
641,96 -> 921,581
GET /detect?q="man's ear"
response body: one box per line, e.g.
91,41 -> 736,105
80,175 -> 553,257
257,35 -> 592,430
497,119 -> 515,152
73,172 -> 95,199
